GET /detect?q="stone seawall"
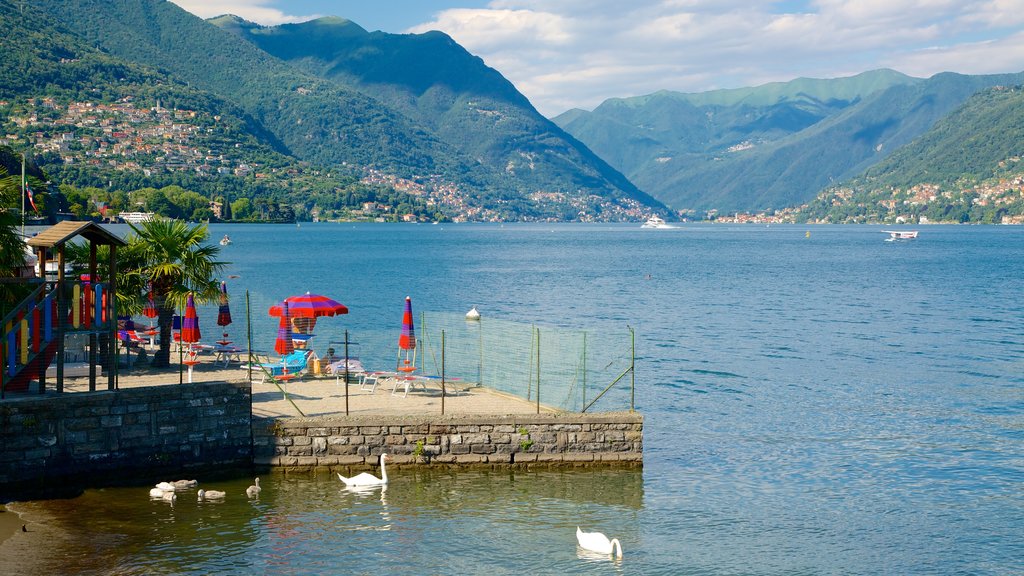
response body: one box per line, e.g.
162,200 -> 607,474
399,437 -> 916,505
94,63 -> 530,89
0,382 -> 252,494
253,412 -> 643,468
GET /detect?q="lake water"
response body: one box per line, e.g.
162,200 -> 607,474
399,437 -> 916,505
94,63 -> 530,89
8,223 -> 1024,574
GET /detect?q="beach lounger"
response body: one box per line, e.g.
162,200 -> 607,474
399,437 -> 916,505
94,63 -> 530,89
249,350 -> 312,383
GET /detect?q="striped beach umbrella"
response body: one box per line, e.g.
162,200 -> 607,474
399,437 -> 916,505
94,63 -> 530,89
216,281 -> 232,328
397,296 -> 417,373
274,301 -> 294,355
268,292 -> 348,319
143,284 -> 157,319
181,293 -> 201,344
399,296 -> 415,350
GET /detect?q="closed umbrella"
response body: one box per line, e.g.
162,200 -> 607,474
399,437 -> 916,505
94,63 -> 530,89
216,281 -> 232,336
274,301 -> 294,355
397,296 -> 417,373
143,284 -> 157,320
181,293 -> 201,344
142,283 -> 158,346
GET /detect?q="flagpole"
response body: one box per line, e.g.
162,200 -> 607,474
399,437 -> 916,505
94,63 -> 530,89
21,152 -> 26,237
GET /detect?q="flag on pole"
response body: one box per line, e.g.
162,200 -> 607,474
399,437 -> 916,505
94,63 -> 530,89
24,184 -> 37,212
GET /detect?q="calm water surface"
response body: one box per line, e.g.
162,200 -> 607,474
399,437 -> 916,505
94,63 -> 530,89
10,223 -> 1024,574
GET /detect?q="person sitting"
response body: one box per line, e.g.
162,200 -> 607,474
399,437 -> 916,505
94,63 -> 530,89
321,348 -> 338,372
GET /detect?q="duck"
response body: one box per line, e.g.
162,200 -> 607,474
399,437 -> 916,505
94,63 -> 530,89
337,453 -> 390,487
246,477 -> 261,498
155,481 -> 176,492
197,489 -> 226,501
173,479 -> 198,490
576,526 -> 622,558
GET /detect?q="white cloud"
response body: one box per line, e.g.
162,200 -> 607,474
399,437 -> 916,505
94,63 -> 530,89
407,0 -> 1024,115
168,0 -> 320,25
169,0 -> 1024,116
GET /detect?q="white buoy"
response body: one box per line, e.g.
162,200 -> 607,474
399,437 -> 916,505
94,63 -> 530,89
465,307 -> 480,321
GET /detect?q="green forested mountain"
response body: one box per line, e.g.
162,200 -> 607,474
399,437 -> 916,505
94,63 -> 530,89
797,85 -> 1024,224
210,15 -> 660,218
0,0 -> 435,223
24,0 -> 662,221
554,70 -> 1024,213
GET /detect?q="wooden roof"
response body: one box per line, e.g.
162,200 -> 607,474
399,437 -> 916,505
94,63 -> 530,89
26,221 -> 126,249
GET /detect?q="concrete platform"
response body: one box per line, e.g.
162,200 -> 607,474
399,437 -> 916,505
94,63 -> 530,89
53,359 -> 555,418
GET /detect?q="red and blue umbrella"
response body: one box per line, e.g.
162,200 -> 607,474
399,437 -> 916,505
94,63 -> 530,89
181,293 -> 201,344
399,296 -> 415,351
217,281 -> 232,327
397,296 -> 417,373
274,301 -> 294,355
143,283 -> 157,319
269,292 -> 348,319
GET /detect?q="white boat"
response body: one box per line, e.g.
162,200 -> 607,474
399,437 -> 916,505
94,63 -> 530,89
641,215 -> 676,229
883,230 -> 918,241
219,235 -> 232,245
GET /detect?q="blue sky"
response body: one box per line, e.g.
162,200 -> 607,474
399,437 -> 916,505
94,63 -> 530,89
169,1 -> 1024,116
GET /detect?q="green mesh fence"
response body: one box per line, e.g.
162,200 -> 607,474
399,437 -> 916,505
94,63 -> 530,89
414,312 -> 635,413
225,295 -> 635,413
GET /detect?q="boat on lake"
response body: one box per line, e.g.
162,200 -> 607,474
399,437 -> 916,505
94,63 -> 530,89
883,230 -> 918,241
641,215 -> 676,229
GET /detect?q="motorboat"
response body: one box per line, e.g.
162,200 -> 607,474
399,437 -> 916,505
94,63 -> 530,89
883,230 -> 918,241
641,215 -> 676,229
219,235 -> 232,245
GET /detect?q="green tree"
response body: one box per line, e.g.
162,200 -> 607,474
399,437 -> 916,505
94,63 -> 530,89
127,219 -> 227,367
0,165 -> 29,314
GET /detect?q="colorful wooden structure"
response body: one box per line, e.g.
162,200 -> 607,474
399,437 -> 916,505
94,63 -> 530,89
1,222 -> 125,396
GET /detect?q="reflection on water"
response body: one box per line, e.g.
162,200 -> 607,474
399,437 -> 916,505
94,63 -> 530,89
6,468 -> 643,575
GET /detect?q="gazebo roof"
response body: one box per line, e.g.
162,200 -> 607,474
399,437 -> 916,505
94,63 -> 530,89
26,221 -> 126,249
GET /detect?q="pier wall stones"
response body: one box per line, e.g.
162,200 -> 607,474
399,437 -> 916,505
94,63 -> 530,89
253,413 -> 643,469
0,382 -> 252,493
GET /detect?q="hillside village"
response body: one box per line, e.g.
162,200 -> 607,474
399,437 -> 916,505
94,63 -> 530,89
1,95 -> 652,223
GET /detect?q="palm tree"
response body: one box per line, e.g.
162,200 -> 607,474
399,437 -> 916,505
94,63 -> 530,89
128,219 -> 226,367
0,164 -> 29,315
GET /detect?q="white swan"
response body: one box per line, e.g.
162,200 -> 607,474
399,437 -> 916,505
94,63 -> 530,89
149,487 -> 166,498
197,489 -> 226,501
155,481 -> 175,492
173,479 -> 198,490
576,526 -> 622,558
337,453 -> 390,486
246,477 -> 261,498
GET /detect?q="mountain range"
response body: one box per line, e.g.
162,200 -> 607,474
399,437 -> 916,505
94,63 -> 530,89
554,69 -> 1024,213
18,0 -> 662,222
4,0 -> 1024,223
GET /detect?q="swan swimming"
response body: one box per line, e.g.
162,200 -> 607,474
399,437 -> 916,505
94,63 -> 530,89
197,489 -> 226,501
172,479 -> 198,490
155,481 -> 176,492
149,487 -> 166,498
337,453 -> 390,486
576,526 -> 622,558
246,477 -> 261,498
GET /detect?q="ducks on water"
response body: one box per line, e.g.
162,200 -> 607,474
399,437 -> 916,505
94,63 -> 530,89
576,526 -> 623,558
337,453 -> 390,487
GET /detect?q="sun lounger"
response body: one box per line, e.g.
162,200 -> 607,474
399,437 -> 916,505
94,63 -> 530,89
248,350 -> 312,383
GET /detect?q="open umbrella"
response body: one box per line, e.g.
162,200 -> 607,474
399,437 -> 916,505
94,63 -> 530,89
217,281 -> 232,330
269,292 -> 348,319
397,296 -> 417,373
181,293 -> 201,344
269,292 -> 347,349
274,301 -> 294,355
